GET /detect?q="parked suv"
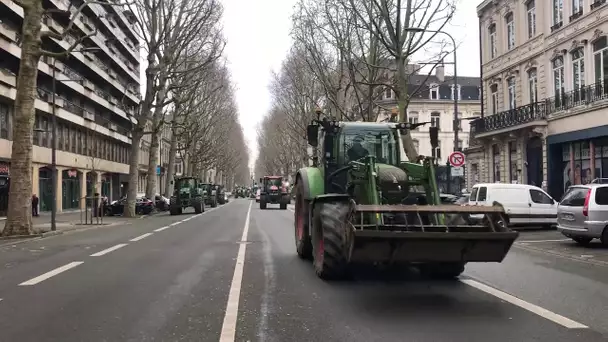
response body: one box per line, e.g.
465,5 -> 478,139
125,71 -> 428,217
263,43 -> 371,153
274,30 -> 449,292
557,184 -> 608,245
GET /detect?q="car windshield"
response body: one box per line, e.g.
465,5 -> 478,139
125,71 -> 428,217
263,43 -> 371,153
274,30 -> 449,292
339,128 -> 398,165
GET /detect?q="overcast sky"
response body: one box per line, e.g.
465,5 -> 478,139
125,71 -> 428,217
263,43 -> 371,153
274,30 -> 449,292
220,0 -> 480,169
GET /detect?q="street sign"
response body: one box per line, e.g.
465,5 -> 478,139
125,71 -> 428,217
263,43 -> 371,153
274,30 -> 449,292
448,151 -> 465,167
156,165 -> 161,175
451,166 -> 464,177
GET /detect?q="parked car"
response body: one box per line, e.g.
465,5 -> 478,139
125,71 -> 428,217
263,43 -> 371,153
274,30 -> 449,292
557,184 -> 608,245
154,195 -> 170,211
255,189 -> 261,203
105,194 -> 155,216
468,183 -> 557,229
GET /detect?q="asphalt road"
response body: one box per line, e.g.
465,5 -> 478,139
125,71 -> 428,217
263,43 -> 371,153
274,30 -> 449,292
0,199 -> 607,341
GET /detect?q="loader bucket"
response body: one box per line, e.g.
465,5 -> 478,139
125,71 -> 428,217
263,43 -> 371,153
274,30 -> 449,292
347,204 -> 519,264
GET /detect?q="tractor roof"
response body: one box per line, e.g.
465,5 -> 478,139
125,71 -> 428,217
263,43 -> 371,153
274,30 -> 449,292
263,176 -> 282,179
333,122 -> 398,131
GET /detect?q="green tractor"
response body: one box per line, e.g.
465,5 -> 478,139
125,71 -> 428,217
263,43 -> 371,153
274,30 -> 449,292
293,117 -> 519,280
169,177 -> 205,215
201,183 -> 218,208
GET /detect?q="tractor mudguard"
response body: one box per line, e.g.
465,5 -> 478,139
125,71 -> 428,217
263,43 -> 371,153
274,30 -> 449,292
309,194 -> 352,228
296,167 -> 324,200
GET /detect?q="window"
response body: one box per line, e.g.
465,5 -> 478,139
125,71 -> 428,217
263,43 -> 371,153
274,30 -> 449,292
408,112 -> 419,130
457,112 -> 463,131
433,141 -> 442,160
457,139 -> 463,149
553,0 -> 563,26
595,187 -> 608,205
527,1 -> 536,38
384,88 -> 393,99
553,56 -> 565,96
530,189 -> 554,204
451,84 -> 461,100
509,141 -> 517,182
572,0 -> 582,16
507,77 -> 516,109
477,186 -> 487,201
429,84 -> 439,99
593,37 -> 608,83
489,24 -> 497,59
413,139 -> 419,152
506,13 -> 515,50
431,112 -> 441,130
470,187 -> 478,201
0,103 -> 8,139
572,48 -> 585,93
492,144 -> 500,182
174,160 -> 183,175
528,69 -> 537,103
490,84 -> 499,114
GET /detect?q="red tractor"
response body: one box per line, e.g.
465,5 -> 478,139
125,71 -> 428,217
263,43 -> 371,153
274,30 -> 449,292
259,176 -> 290,210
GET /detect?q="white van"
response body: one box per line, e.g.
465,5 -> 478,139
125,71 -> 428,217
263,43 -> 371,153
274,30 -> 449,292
468,183 -> 557,229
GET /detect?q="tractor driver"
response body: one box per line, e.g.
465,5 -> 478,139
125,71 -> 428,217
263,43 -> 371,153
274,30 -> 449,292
347,135 -> 370,161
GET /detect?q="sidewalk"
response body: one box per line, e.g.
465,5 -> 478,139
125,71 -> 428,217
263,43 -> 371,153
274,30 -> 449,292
0,210 -> 146,236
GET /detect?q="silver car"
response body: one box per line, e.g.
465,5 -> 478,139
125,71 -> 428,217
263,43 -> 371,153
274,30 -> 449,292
557,184 -> 608,245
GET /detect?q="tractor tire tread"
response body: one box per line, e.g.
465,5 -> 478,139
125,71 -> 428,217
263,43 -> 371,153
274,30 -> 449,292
314,202 -> 351,280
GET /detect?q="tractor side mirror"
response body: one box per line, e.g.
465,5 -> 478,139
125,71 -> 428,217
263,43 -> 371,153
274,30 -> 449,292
429,126 -> 439,148
306,124 -> 318,147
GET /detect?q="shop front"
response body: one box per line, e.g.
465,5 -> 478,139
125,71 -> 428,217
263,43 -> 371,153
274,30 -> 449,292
547,125 -> 608,199
62,169 -> 81,210
38,167 -> 53,212
0,161 -> 9,216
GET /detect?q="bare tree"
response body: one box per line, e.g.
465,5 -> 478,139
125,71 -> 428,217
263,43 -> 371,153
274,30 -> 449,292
123,0 -> 225,216
2,0 -> 123,236
290,0 -> 456,161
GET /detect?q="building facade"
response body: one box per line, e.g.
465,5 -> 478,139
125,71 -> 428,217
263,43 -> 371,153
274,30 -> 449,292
376,73 -> 482,162
468,0 -> 608,199
0,0 -> 140,214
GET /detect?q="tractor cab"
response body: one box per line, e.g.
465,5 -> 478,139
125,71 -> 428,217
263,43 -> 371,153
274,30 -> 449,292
259,176 -> 289,210
169,177 -> 204,215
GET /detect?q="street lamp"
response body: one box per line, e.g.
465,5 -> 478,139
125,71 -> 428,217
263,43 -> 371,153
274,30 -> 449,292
47,47 -> 101,231
404,28 -> 460,152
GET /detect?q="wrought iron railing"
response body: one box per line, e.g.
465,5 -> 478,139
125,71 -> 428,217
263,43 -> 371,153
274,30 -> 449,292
472,81 -> 608,135
471,102 -> 547,134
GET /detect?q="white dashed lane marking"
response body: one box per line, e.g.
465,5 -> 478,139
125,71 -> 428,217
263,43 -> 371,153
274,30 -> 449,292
154,226 -> 170,232
90,243 -> 128,257
19,262 -> 84,286
130,233 -> 153,242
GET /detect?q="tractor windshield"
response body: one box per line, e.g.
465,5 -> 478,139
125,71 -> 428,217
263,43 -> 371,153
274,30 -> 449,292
265,178 -> 282,188
179,179 -> 196,189
338,128 -> 398,165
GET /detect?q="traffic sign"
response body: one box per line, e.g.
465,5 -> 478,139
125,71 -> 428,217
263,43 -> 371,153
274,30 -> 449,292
448,151 -> 465,167
451,166 -> 464,177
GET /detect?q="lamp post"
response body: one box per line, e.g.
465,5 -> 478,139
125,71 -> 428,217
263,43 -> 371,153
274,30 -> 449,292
404,28 -> 459,152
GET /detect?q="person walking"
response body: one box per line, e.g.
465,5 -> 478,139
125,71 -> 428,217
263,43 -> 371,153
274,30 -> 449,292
31,194 -> 39,217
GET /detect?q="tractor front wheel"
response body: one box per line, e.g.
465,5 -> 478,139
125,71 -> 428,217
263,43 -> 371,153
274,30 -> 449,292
294,181 -> 312,259
193,198 -> 204,214
312,201 -> 353,280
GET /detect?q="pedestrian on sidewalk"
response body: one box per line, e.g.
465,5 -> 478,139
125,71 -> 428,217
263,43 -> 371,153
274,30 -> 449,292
31,194 -> 39,217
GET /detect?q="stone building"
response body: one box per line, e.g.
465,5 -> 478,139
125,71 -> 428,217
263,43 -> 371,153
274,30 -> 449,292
467,0 -> 608,198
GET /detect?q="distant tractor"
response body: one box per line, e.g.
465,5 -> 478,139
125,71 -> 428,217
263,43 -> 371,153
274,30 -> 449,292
259,176 -> 290,210
169,177 -> 205,215
293,115 -> 518,280
201,183 -> 218,208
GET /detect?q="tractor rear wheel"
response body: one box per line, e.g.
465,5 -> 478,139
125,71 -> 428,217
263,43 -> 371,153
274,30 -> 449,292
193,198 -> 203,214
312,201 -> 354,280
294,181 -> 312,259
260,199 -> 267,209
418,262 -> 465,280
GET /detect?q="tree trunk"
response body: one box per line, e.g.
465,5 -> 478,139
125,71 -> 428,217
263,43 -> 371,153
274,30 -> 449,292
125,129 -> 143,217
164,123 -> 178,196
2,2 -> 44,236
145,130 -> 160,199
396,56 -> 418,161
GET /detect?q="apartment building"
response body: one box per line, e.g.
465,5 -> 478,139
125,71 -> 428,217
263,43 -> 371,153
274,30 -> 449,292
0,0 -> 140,214
467,0 -> 608,198
375,73 -> 482,162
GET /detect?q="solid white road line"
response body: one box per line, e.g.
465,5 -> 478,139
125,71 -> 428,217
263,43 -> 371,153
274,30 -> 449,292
219,201 -> 253,342
90,243 -> 128,257
461,279 -> 588,329
130,233 -> 153,242
517,239 -> 571,243
19,262 -> 84,286
154,226 -> 170,232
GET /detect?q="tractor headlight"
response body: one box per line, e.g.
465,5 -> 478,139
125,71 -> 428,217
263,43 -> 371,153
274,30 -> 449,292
399,123 -> 410,129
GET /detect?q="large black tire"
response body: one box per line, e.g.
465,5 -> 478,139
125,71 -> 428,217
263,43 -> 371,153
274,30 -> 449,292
280,201 -> 287,210
169,207 -> 179,215
211,199 -> 217,208
418,262 -> 465,280
294,181 -> 312,259
193,198 -> 203,214
260,200 -> 267,209
311,201 -> 354,280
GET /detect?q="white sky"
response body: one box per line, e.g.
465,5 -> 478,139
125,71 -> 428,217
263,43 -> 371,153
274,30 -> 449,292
220,0 -> 481,169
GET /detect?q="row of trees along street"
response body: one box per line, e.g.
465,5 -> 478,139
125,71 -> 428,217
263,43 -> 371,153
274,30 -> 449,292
2,0 -> 250,236
255,0 -> 456,177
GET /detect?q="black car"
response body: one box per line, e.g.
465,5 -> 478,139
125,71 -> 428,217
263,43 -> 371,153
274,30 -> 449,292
105,196 -> 155,216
